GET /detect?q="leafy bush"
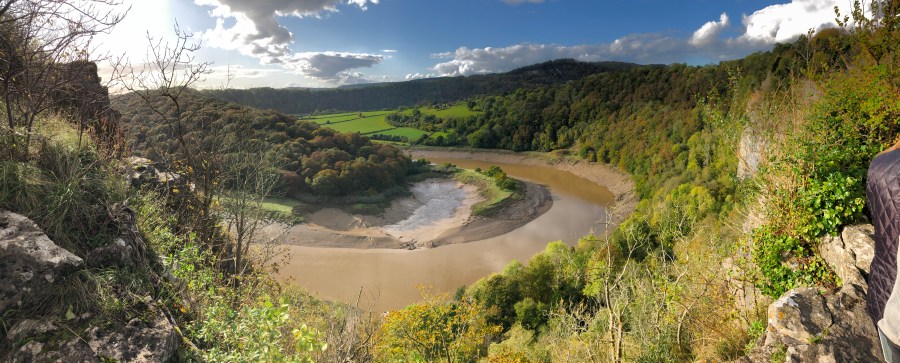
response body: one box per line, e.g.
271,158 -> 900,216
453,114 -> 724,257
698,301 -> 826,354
752,227 -> 836,297
195,298 -> 326,362
752,60 -> 897,296
133,195 -> 329,361
376,295 -> 500,362
481,166 -> 517,191
796,173 -> 866,239
513,298 -> 547,330
745,319 -> 766,354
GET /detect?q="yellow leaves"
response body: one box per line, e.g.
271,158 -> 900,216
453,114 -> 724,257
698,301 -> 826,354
375,296 -> 500,362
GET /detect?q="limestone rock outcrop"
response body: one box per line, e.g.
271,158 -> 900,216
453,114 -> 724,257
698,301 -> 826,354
737,127 -> 768,179
0,210 -> 178,363
6,308 -> 179,363
0,210 -> 83,312
741,224 -> 881,362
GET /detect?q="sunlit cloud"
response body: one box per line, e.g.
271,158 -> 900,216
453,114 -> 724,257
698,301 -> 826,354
690,13 -> 729,47
429,0 -> 855,76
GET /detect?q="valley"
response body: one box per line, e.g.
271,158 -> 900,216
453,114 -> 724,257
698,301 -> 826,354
274,149 -> 628,312
3,1 -> 896,360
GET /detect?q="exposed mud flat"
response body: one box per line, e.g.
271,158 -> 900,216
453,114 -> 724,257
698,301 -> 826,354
275,177 -> 552,249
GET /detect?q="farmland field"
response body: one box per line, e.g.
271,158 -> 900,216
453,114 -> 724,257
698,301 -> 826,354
400,104 -> 480,118
301,104 -> 477,144
301,112 -> 394,134
301,111 -> 426,142
321,117 -> 394,134
376,127 -> 429,139
306,112 -> 357,120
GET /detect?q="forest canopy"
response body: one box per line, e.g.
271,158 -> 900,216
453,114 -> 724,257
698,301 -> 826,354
113,91 -> 415,197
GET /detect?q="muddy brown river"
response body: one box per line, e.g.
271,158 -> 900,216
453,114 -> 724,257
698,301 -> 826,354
278,156 -> 616,312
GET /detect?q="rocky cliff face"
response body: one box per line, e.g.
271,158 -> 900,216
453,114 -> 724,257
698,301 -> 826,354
0,210 -> 178,363
741,224 -> 883,362
737,127 -> 768,180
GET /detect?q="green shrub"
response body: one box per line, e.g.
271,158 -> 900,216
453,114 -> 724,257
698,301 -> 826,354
751,227 -> 835,297
195,298 -> 326,362
131,194 -> 330,361
514,298 -> 547,330
796,173 -> 866,239
745,319 -> 766,354
483,165 -> 503,177
751,61 -> 896,297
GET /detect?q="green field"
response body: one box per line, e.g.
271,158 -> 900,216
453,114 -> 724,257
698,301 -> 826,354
303,111 -> 393,133
301,105 -> 477,144
322,117 -> 394,134
400,104 -> 480,118
305,112 -> 357,120
260,196 -> 305,214
377,127 -> 428,139
301,110 -> 426,142
304,111 -> 386,124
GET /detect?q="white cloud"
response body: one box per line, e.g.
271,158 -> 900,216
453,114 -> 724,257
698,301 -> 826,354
382,49 -> 398,53
190,0 -> 384,85
405,73 -> 435,80
285,52 -> 383,83
430,0 -> 856,76
195,0 -> 379,64
195,0 -> 378,53
690,12 -> 729,47
431,38 -> 686,76
737,0 -> 851,44
209,65 -> 283,80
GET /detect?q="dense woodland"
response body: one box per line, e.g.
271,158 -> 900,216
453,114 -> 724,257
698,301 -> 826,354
377,16 -> 897,362
3,0 -> 900,361
202,60 -> 639,114
113,92 -> 415,197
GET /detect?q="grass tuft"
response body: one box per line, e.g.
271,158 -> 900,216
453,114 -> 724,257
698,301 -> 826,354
0,140 -> 126,255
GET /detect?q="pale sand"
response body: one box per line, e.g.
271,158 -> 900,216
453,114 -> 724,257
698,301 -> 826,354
275,176 -> 551,249
274,148 -> 636,250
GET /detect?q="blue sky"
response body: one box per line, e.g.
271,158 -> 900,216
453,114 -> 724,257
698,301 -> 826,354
102,0 -> 852,88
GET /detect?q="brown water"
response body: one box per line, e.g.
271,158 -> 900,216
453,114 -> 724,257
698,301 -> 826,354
279,155 -> 616,312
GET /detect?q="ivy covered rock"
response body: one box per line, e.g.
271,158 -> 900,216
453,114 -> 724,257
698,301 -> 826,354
741,224 -> 880,362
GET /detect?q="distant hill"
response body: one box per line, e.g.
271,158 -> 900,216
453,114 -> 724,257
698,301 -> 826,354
201,59 -> 640,115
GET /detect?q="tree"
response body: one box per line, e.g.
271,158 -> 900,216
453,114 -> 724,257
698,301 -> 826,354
0,0 -> 126,159
217,120 -> 284,280
376,291 -> 500,363
467,128 -> 493,148
117,23 -> 223,247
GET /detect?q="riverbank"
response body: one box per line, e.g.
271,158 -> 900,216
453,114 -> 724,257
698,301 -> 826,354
272,147 -> 635,250
275,149 -> 628,311
274,175 -> 552,249
409,147 -> 637,224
